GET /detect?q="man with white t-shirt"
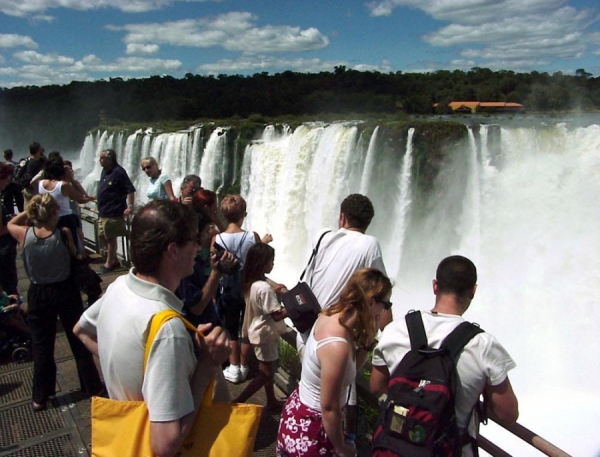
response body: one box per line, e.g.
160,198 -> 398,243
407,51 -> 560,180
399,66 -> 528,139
370,255 -> 519,456
300,193 -> 388,436
305,194 -> 387,309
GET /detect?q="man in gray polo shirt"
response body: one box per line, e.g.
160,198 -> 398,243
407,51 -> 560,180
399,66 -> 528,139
74,200 -> 230,457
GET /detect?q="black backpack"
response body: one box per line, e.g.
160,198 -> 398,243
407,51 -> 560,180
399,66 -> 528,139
13,157 -> 31,186
372,311 -> 484,457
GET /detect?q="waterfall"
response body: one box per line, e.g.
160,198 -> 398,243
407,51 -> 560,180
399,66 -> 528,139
199,127 -> 229,194
359,126 -> 379,195
459,126 -> 483,262
386,127 -> 415,279
75,119 -> 600,456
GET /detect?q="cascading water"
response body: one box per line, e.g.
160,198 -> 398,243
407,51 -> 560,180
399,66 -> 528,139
75,119 -> 600,456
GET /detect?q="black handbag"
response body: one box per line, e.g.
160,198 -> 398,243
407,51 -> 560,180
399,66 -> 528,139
280,231 -> 330,334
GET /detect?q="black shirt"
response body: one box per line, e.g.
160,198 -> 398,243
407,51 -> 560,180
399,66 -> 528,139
97,164 -> 136,217
0,206 -> 17,256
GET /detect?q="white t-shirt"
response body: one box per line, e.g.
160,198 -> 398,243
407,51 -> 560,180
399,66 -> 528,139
305,228 -> 387,310
246,280 -> 286,345
372,311 -> 516,454
78,269 -> 197,422
146,173 -> 170,200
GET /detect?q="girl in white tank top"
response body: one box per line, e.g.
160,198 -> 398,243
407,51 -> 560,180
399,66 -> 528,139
277,268 -> 393,457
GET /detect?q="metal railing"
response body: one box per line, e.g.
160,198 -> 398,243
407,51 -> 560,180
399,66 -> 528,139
79,205 -> 131,266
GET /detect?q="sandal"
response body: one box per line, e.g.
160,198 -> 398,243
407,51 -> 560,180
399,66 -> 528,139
98,262 -> 121,275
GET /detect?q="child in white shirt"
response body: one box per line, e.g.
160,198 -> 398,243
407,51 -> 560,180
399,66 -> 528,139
233,243 -> 287,410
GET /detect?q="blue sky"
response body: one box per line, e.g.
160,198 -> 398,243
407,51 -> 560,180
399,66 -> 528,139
0,0 -> 599,88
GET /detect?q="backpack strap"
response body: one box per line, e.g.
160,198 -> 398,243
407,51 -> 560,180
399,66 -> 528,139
405,310 -> 428,350
441,321 -> 484,360
217,232 -> 248,263
300,230 -> 332,281
235,232 -> 248,259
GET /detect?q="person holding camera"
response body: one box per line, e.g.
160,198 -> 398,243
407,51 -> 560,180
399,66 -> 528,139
213,194 -> 272,384
175,206 -> 237,401
178,174 -> 226,233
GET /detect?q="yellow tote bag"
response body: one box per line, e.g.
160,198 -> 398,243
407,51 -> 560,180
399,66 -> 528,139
91,309 -> 263,457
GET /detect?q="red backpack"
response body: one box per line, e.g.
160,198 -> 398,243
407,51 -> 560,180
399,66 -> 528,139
372,311 -> 483,457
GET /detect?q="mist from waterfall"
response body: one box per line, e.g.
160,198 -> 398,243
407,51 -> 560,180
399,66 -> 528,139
74,120 -> 600,456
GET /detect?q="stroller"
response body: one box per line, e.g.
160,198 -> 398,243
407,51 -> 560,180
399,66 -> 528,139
0,300 -> 31,363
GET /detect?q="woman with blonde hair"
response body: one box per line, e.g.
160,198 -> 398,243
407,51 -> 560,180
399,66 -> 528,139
277,268 -> 393,457
8,194 -> 103,411
140,156 -> 175,201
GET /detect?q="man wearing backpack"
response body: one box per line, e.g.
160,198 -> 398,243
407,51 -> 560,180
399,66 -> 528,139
370,255 -> 518,456
19,142 -> 46,205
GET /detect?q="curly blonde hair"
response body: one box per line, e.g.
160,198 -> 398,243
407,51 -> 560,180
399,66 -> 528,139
323,268 -> 392,349
26,194 -> 59,224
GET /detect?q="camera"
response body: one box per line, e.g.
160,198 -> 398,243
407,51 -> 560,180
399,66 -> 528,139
213,243 -> 240,275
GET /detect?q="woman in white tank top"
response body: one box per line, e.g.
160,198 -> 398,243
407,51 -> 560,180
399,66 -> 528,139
276,268 -> 393,457
37,153 -> 95,253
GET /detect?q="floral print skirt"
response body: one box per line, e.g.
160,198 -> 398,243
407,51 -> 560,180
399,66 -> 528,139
276,387 -> 338,456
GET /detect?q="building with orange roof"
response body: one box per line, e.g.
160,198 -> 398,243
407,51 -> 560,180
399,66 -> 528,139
443,101 -> 524,113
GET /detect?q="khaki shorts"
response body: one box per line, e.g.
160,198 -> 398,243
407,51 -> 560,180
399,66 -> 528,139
98,216 -> 128,239
253,340 -> 279,362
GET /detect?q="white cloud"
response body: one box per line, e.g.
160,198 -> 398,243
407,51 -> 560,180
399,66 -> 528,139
366,0 -> 568,22
449,59 -> 476,68
111,12 -> 329,53
92,57 -> 182,72
0,67 -> 19,76
0,33 -> 38,49
14,50 -> 74,65
367,0 -> 598,69
589,32 -> 600,45
126,43 -> 160,55
0,0 -> 218,17
195,55 -> 389,74
1,50 -> 182,87
82,54 -> 102,65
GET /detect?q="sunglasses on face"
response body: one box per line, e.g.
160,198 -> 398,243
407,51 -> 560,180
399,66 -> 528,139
141,165 -> 152,171
380,299 -> 393,310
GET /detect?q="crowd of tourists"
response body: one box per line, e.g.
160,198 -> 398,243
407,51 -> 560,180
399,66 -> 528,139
1,143 -> 519,457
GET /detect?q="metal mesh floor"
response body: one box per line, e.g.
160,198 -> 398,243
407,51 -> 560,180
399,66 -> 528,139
0,404 -> 68,447
1,434 -> 85,457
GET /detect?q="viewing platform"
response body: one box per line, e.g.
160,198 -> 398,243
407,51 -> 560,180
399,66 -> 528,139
0,254 -> 285,457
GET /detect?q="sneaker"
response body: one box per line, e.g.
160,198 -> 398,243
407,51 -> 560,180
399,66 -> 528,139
223,365 -> 241,383
240,365 -> 249,382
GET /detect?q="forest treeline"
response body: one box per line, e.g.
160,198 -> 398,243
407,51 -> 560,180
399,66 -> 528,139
1,66 -> 599,151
